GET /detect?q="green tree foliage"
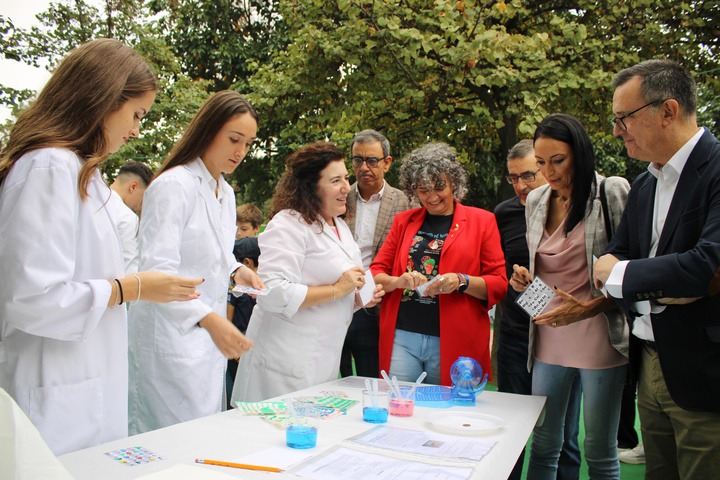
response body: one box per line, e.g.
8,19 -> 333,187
249,0 -> 719,208
146,0 -> 291,209
2,0 -> 718,210
1,16 -> 36,144
0,1 -> 212,179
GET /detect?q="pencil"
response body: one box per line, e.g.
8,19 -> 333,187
195,458 -> 283,472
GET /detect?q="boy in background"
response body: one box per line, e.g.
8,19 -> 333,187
235,203 -> 262,240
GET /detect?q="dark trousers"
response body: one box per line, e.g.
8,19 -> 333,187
497,330 -> 582,480
617,379 -> 639,449
340,308 -> 380,378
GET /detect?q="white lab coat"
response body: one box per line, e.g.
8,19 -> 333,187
109,189 -> 140,274
128,158 -> 240,434
0,148 -> 126,455
231,210 -> 362,403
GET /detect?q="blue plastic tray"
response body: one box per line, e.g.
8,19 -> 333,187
414,385 -> 454,408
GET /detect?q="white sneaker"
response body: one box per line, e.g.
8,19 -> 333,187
619,443 -> 645,465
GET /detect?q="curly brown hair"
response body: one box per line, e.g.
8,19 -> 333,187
270,142 -> 346,228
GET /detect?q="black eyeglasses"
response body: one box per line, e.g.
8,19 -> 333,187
351,156 -> 386,168
610,100 -> 665,131
506,169 -> 540,184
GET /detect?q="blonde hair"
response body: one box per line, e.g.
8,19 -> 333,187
0,38 -> 158,200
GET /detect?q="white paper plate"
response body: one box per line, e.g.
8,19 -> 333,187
426,411 -> 505,435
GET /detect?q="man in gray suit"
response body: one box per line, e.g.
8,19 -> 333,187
340,129 -> 410,377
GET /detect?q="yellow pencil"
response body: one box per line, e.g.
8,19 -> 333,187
195,458 -> 283,473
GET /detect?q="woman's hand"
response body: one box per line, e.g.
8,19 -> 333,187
335,267 -> 366,298
396,271 -> 427,291
362,284 -> 385,308
198,312 -> 254,359
510,264 -> 531,292
421,273 -> 461,297
233,266 -> 266,291
534,287 -> 615,328
127,271 -> 204,303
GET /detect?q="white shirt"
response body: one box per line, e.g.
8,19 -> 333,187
109,190 -> 140,274
606,128 -> 704,340
354,181 -> 386,269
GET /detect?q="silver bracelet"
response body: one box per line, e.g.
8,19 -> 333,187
132,274 -> 141,302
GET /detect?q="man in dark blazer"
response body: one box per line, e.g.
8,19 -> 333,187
340,129 -> 410,377
594,59 -> 720,480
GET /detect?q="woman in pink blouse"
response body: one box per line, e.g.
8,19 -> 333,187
511,114 -> 630,479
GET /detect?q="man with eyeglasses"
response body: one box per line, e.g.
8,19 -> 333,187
493,139 -> 582,480
340,129 -> 410,378
594,59 -> 720,479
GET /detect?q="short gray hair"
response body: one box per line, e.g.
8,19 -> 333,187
612,59 -> 697,120
399,142 -> 468,202
350,129 -> 391,157
507,139 -> 534,162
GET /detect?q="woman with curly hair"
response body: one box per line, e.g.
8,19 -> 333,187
371,142 -> 507,385
231,142 -> 384,402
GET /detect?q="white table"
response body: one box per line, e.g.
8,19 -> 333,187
59,377 -> 545,480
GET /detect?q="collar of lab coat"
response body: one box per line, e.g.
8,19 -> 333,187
184,158 -> 227,250
93,169 -> 125,274
318,215 -> 360,268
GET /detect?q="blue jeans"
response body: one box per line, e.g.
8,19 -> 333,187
498,332 -> 582,480
389,329 -> 441,385
528,359 -> 627,480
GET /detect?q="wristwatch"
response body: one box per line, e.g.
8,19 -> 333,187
455,273 -> 469,293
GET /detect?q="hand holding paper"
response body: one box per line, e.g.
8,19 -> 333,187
336,267 -> 366,298
358,269 -> 378,305
515,276 -> 555,319
415,274 -> 442,297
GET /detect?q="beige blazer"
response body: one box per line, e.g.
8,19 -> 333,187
525,172 -> 630,370
344,181 -> 410,260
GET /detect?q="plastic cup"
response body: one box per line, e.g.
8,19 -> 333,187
362,389 -> 389,423
286,424 -> 318,449
389,386 -> 415,417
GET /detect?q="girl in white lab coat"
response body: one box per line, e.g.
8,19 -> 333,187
232,142 -> 384,403
128,91 -> 264,433
0,39 -> 204,455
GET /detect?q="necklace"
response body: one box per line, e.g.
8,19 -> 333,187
552,192 -> 571,209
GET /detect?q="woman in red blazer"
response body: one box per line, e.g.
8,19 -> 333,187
371,143 -> 506,385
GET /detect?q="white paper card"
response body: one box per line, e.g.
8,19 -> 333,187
230,285 -> 270,297
358,269 -> 376,305
291,446 -> 473,480
234,446 -> 312,469
415,274 -> 442,297
515,276 -> 555,318
348,425 -> 494,461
